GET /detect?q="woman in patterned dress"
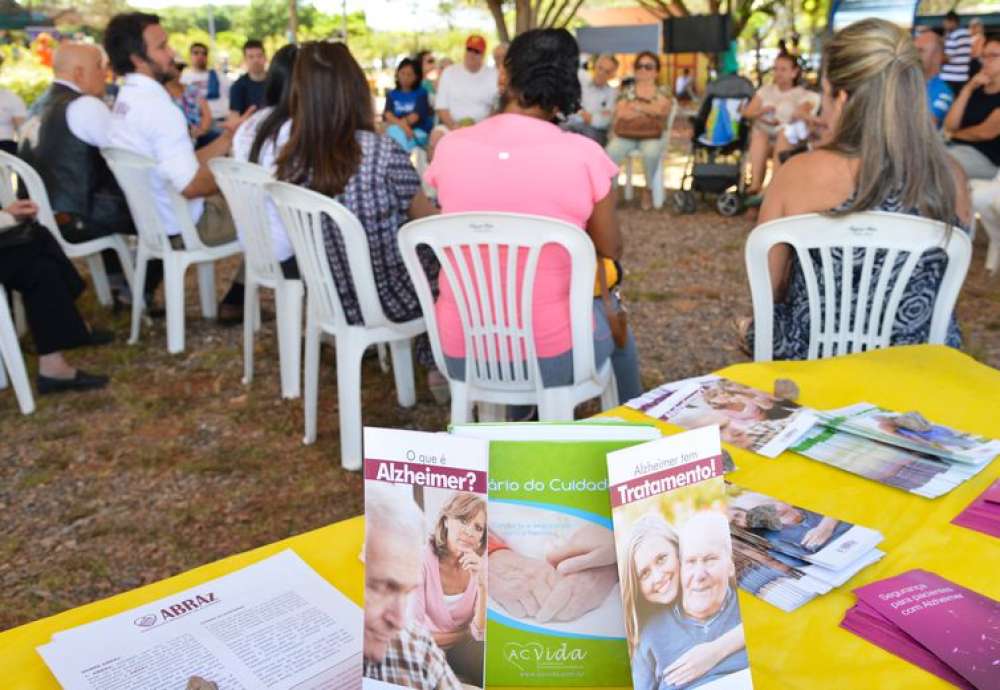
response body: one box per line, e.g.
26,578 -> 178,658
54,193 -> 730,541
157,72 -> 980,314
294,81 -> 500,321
746,18 -> 972,360
271,41 -> 442,380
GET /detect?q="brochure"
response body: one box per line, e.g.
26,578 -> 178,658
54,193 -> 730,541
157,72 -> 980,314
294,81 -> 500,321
606,425 -> 753,690
362,427 -> 490,690
843,569 -> 1000,690
451,421 -> 661,687
626,375 -> 816,458
790,425 -> 992,498
38,550 -> 363,690
724,484 -> 884,612
818,403 -> 1000,465
841,600 -> 974,689
951,479 -> 1000,539
724,484 -> 883,570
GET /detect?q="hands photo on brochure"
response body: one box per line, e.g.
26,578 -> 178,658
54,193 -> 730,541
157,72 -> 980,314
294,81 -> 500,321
487,523 -> 619,624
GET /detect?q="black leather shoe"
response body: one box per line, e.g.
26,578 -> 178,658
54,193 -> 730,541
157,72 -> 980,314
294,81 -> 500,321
87,328 -> 115,347
37,370 -> 110,395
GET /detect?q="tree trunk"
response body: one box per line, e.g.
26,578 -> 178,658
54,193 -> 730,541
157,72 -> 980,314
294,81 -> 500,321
485,0 -> 510,43
288,0 -> 298,44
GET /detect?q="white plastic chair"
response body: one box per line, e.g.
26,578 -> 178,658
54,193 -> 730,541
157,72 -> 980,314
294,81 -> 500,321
970,177 -> 1000,273
623,96 -> 678,210
745,211 -> 972,361
101,148 -> 242,354
398,212 -> 617,424
0,284 -> 34,414
265,180 -> 423,470
0,151 -> 134,307
209,158 -> 304,398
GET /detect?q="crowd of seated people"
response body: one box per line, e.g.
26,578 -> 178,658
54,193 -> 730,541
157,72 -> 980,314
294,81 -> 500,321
2,10 -> 996,408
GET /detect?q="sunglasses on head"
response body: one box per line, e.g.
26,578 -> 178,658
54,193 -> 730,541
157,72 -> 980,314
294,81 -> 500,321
466,47 -> 483,55
636,62 -> 657,71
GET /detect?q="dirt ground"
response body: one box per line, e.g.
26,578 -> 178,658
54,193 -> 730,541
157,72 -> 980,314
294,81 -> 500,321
2,202 -> 999,631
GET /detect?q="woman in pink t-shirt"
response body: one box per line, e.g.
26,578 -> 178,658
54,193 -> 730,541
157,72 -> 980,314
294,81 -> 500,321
424,28 -> 642,405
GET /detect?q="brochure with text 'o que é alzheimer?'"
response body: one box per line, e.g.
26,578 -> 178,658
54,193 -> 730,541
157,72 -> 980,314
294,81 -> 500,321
450,421 -> 662,687
606,425 -> 753,690
841,569 -> 1000,690
626,375 -> 816,458
37,550 -> 364,690
362,427 -> 489,690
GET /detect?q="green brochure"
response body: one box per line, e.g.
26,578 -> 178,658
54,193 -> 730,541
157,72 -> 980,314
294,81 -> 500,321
450,421 -> 661,687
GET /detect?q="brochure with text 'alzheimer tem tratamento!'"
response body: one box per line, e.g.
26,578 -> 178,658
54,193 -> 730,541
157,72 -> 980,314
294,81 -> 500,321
362,427 -> 489,690
607,426 -> 753,690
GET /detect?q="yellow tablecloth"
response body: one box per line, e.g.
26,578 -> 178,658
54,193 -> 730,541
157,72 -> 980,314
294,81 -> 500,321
2,345 -> 998,689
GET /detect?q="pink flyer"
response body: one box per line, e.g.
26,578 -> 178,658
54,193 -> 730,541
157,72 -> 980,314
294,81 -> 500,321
853,570 -> 1000,690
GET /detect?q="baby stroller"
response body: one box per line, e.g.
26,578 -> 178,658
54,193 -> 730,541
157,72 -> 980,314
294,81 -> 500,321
672,73 -> 757,217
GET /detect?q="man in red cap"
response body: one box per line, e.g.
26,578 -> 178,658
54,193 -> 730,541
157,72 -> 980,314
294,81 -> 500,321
429,34 -> 498,156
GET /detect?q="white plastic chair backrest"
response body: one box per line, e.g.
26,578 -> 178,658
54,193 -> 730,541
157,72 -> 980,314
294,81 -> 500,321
745,211 -> 972,361
265,180 -> 389,330
0,151 -> 61,241
399,212 -> 598,391
208,158 -> 280,282
100,147 -> 205,254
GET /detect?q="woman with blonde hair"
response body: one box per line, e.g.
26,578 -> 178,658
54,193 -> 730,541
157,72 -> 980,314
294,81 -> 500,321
411,492 -> 487,684
622,513 -> 681,659
745,18 -> 971,360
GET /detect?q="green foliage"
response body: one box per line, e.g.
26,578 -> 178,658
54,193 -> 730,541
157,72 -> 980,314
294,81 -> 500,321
0,48 -> 50,106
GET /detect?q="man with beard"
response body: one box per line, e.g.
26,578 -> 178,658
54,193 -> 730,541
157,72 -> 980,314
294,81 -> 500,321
104,12 -> 253,321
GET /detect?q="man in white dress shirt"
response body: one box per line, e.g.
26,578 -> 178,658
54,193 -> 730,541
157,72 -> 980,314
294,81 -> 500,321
104,12 -> 253,321
19,43 -> 142,300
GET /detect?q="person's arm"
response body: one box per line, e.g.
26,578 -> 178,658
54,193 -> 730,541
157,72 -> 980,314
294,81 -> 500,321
384,94 -> 415,135
431,629 -> 468,649
415,90 -> 432,130
434,71 -> 457,128
436,108 -> 457,129
10,93 -> 26,133
949,158 -> 973,227
585,190 -> 622,260
178,109 -> 255,197
228,79 -> 245,117
740,93 -> 764,119
0,199 -> 37,226
193,98 -> 213,137
408,189 -> 438,219
634,90 -> 670,118
943,75 -> 985,132
758,161 -> 793,301
801,517 -> 839,549
662,623 -> 746,687
951,107 -> 1000,142
65,96 -> 112,148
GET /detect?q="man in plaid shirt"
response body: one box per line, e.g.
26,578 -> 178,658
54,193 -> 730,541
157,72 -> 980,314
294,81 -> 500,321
363,488 -> 463,689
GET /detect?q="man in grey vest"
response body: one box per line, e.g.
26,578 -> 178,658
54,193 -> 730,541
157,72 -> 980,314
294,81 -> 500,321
19,43 -> 153,304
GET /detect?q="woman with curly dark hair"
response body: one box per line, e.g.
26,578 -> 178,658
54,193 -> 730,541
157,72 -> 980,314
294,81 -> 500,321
426,28 -> 642,405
